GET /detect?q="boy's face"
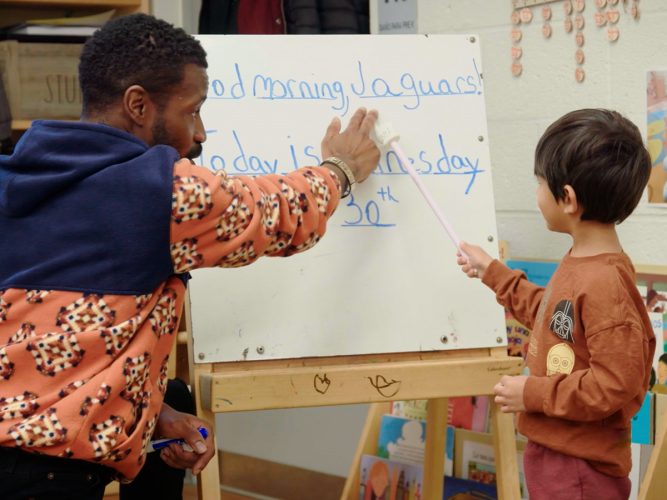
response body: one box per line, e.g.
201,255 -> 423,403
536,176 -> 568,233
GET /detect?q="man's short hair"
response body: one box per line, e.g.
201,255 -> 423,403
534,109 -> 651,224
79,13 -> 207,114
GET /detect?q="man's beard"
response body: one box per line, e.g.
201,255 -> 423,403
186,142 -> 202,160
152,117 -> 202,160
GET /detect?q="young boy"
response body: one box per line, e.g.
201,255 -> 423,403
457,109 -> 655,500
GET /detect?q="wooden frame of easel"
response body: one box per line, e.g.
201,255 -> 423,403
636,264 -> 667,500
181,293 -> 524,500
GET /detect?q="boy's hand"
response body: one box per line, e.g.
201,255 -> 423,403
493,375 -> 528,413
456,241 -> 494,279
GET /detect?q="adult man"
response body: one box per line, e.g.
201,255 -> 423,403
0,13 -> 379,499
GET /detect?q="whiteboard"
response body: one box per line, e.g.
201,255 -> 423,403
189,35 -> 506,363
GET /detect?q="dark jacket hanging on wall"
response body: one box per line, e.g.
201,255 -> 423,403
198,0 -> 369,35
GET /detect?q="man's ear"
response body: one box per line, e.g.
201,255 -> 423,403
561,184 -> 580,215
123,85 -> 151,126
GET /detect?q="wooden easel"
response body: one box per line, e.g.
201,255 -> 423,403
339,362 -> 523,500
639,402 -> 667,500
181,293 -> 523,500
637,265 -> 667,500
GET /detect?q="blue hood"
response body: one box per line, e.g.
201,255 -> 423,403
0,120 -> 180,294
1,121 -> 159,216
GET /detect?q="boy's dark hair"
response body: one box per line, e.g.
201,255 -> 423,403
79,13 -> 207,115
534,109 -> 651,224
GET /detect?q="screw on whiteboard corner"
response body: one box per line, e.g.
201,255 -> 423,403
469,36 -> 476,43
198,352 -> 205,360
477,136 -> 484,142
256,346 -> 265,355
496,337 -> 504,344
487,235 -> 494,242
440,335 -> 448,344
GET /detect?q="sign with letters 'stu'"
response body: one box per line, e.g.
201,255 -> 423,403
189,35 -> 505,363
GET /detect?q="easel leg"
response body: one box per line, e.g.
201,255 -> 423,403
423,398 -> 448,500
340,402 -> 391,500
192,362 -> 222,500
184,292 -> 221,500
639,404 -> 667,499
490,405 -> 521,500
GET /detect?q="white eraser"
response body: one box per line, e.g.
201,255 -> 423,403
373,120 -> 400,147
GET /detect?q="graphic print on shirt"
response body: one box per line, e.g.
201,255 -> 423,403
56,294 -> 116,333
0,347 -> 15,379
9,408 -> 67,447
149,288 -> 178,337
138,414 -> 158,465
100,317 -> 139,357
546,343 -> 575,375
303,169 -> 333,214
171,238 -> 204,273
157,356 -> 169,396
549,299 -> 574,343
215,240 -> 257,268
89,415 -> 126,459
120,353 -> 151,435
8,322 -> 36,344
25,289 -> 50,304
215,193 -> 252,243
0,391 -> 39,421
172,175 -> 213,223
0,291 -> 11,322
135,293 -> 152,310
80,383 -> 112,416
26,332 -> 84,376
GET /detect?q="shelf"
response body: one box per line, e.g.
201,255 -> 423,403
3,0 -> 149,135
11,120 -> 32,131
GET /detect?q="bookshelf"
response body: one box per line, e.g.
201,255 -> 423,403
1,0 -> 149,137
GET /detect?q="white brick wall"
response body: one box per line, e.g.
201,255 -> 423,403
420,0 -> 667,262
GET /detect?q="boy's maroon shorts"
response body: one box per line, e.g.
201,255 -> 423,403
523,441 -> 631,500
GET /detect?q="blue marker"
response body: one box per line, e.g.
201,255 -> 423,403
147,426 -> 208,453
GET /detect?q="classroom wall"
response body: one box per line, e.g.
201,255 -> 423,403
420,0 -> 667,264
162,0 -> 667,480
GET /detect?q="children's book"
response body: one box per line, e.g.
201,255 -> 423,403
359,455 -> 423,500
391,397 -> 490,433
443,475 -> 497,499
377,414 -> 454,475
359,455 -> 498,500
391,400 -> 428,420
454,428 -> 528,499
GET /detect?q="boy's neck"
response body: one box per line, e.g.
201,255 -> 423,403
569,221 -> 622,257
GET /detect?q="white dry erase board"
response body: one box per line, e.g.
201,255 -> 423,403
189,35 -> 505,363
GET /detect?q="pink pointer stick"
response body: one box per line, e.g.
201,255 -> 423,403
373,121 -> 465,255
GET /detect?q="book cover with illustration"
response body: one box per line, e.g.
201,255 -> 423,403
391,400 -> 428,420
377,414 -> 454,475
359,455 -> 423,500
391,397 -> 490,433
443,476 -> 497,499
359,455 -> 497,500
454,428 -> 528,499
